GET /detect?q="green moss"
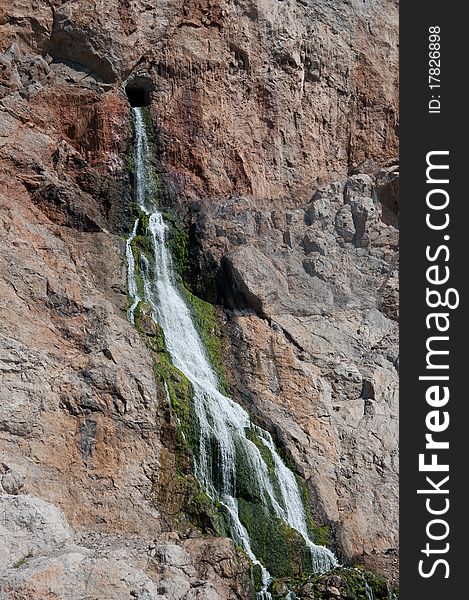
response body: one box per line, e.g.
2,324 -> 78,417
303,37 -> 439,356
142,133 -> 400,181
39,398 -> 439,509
155,208 -> 229,391
244,427 -> 332,552
266,437 -> 333,551
250,562 -> 264,595
234,426 -> 334,578
295,475 -> 332,548
127,207 -> 155,301
127,112 -> 136,174
128,148 -> 135,175
244,427 -> 283,505
271,580 -> 290,598
184,486 -> 223,534
133,301 -> 198,454
141,106 -> 154,137
163,209 -> 190,281
233,437 -> 263,504
181,285 -> 228,392
237,498 -> 314,579
128,236 -> 146,298
13,551 -> 33,569
344,567 -> 399,600
137,211 -> 150,234
132,301 -> 225,535
313,525 -> 331,548
270,567 -> 399,600
154,350 -> 199,454
131,231 -> 153,261
132,303 -> 231,538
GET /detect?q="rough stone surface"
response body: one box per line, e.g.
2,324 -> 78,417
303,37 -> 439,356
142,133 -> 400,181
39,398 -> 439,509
1,0 -> 398,596
190,171 -> 399,579
0,499 -> 248,599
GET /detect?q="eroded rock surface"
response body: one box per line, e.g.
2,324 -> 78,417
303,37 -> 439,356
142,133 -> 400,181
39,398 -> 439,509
188,168 -> 399,579
1,0 -> 398,596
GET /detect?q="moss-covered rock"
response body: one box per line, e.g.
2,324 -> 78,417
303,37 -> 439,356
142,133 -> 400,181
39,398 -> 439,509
181,285 -> 228,389
141,106 -> 154,137
268,567 -> 399,599
126,209 -> 155,300
132,300 -> 226,537
237,497 -> 314,579
161,208 -> 229,390
244,427 -> 284,506
271,580 -> 289,598
163,209 -> 189,282
243,427 -> 333,551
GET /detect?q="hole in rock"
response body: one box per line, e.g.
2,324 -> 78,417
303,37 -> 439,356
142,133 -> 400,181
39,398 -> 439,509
124,76 -> 154,107
126,85 -> 149,107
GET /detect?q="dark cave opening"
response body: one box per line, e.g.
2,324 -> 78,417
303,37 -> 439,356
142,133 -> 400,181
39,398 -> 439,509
125,84 -> 151,107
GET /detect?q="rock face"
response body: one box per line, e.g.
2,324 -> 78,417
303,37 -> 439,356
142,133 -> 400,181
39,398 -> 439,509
1,0 -> 398,597
190,167 -> 399,579
1,495 -> 249,599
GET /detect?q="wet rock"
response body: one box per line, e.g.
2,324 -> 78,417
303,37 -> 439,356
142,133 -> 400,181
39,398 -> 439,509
272,580 -> 289,597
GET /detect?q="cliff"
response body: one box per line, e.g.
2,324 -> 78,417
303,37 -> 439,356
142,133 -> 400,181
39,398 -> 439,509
0,1 -> 399,598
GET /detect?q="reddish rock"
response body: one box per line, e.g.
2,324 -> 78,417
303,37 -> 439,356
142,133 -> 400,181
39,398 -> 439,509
0,0 -> 398,596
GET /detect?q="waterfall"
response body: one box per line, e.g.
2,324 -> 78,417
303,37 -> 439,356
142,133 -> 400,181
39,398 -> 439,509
126,107 -> 338,596
126,219 -> 141,323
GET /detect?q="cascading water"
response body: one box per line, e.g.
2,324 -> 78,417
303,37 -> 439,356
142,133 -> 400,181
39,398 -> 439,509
352,569 -> 376,600
126,219 -> 141,323
126,107 -> 338,596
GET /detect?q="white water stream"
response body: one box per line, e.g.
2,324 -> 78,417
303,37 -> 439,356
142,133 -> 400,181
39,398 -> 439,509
126,107 -> 338,597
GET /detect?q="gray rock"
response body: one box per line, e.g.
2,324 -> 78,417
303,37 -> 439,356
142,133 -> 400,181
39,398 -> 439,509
0,469 -> 25,495
335,205 -> 355,242
301,232 -> 327,256
305,182 -> 344,225
344,174 -> 373,201
158,544 -> 191,568
375,166 -> 399,227
334,363 -> 362,384
0,495 -> 71,571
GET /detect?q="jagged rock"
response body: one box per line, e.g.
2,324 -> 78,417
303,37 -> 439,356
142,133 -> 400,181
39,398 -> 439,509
344,174 -> 374,201
195,169 -> 399,582
0,469 -> 25,495
272,580 -> 289,597
375,166 -> 399,228
305,183 -> 345,225
0,0 -> 398,595
0,495 -> 71,571
0,494 -> 249,599
301,232 -> 328,256
335,205 -> 356,242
